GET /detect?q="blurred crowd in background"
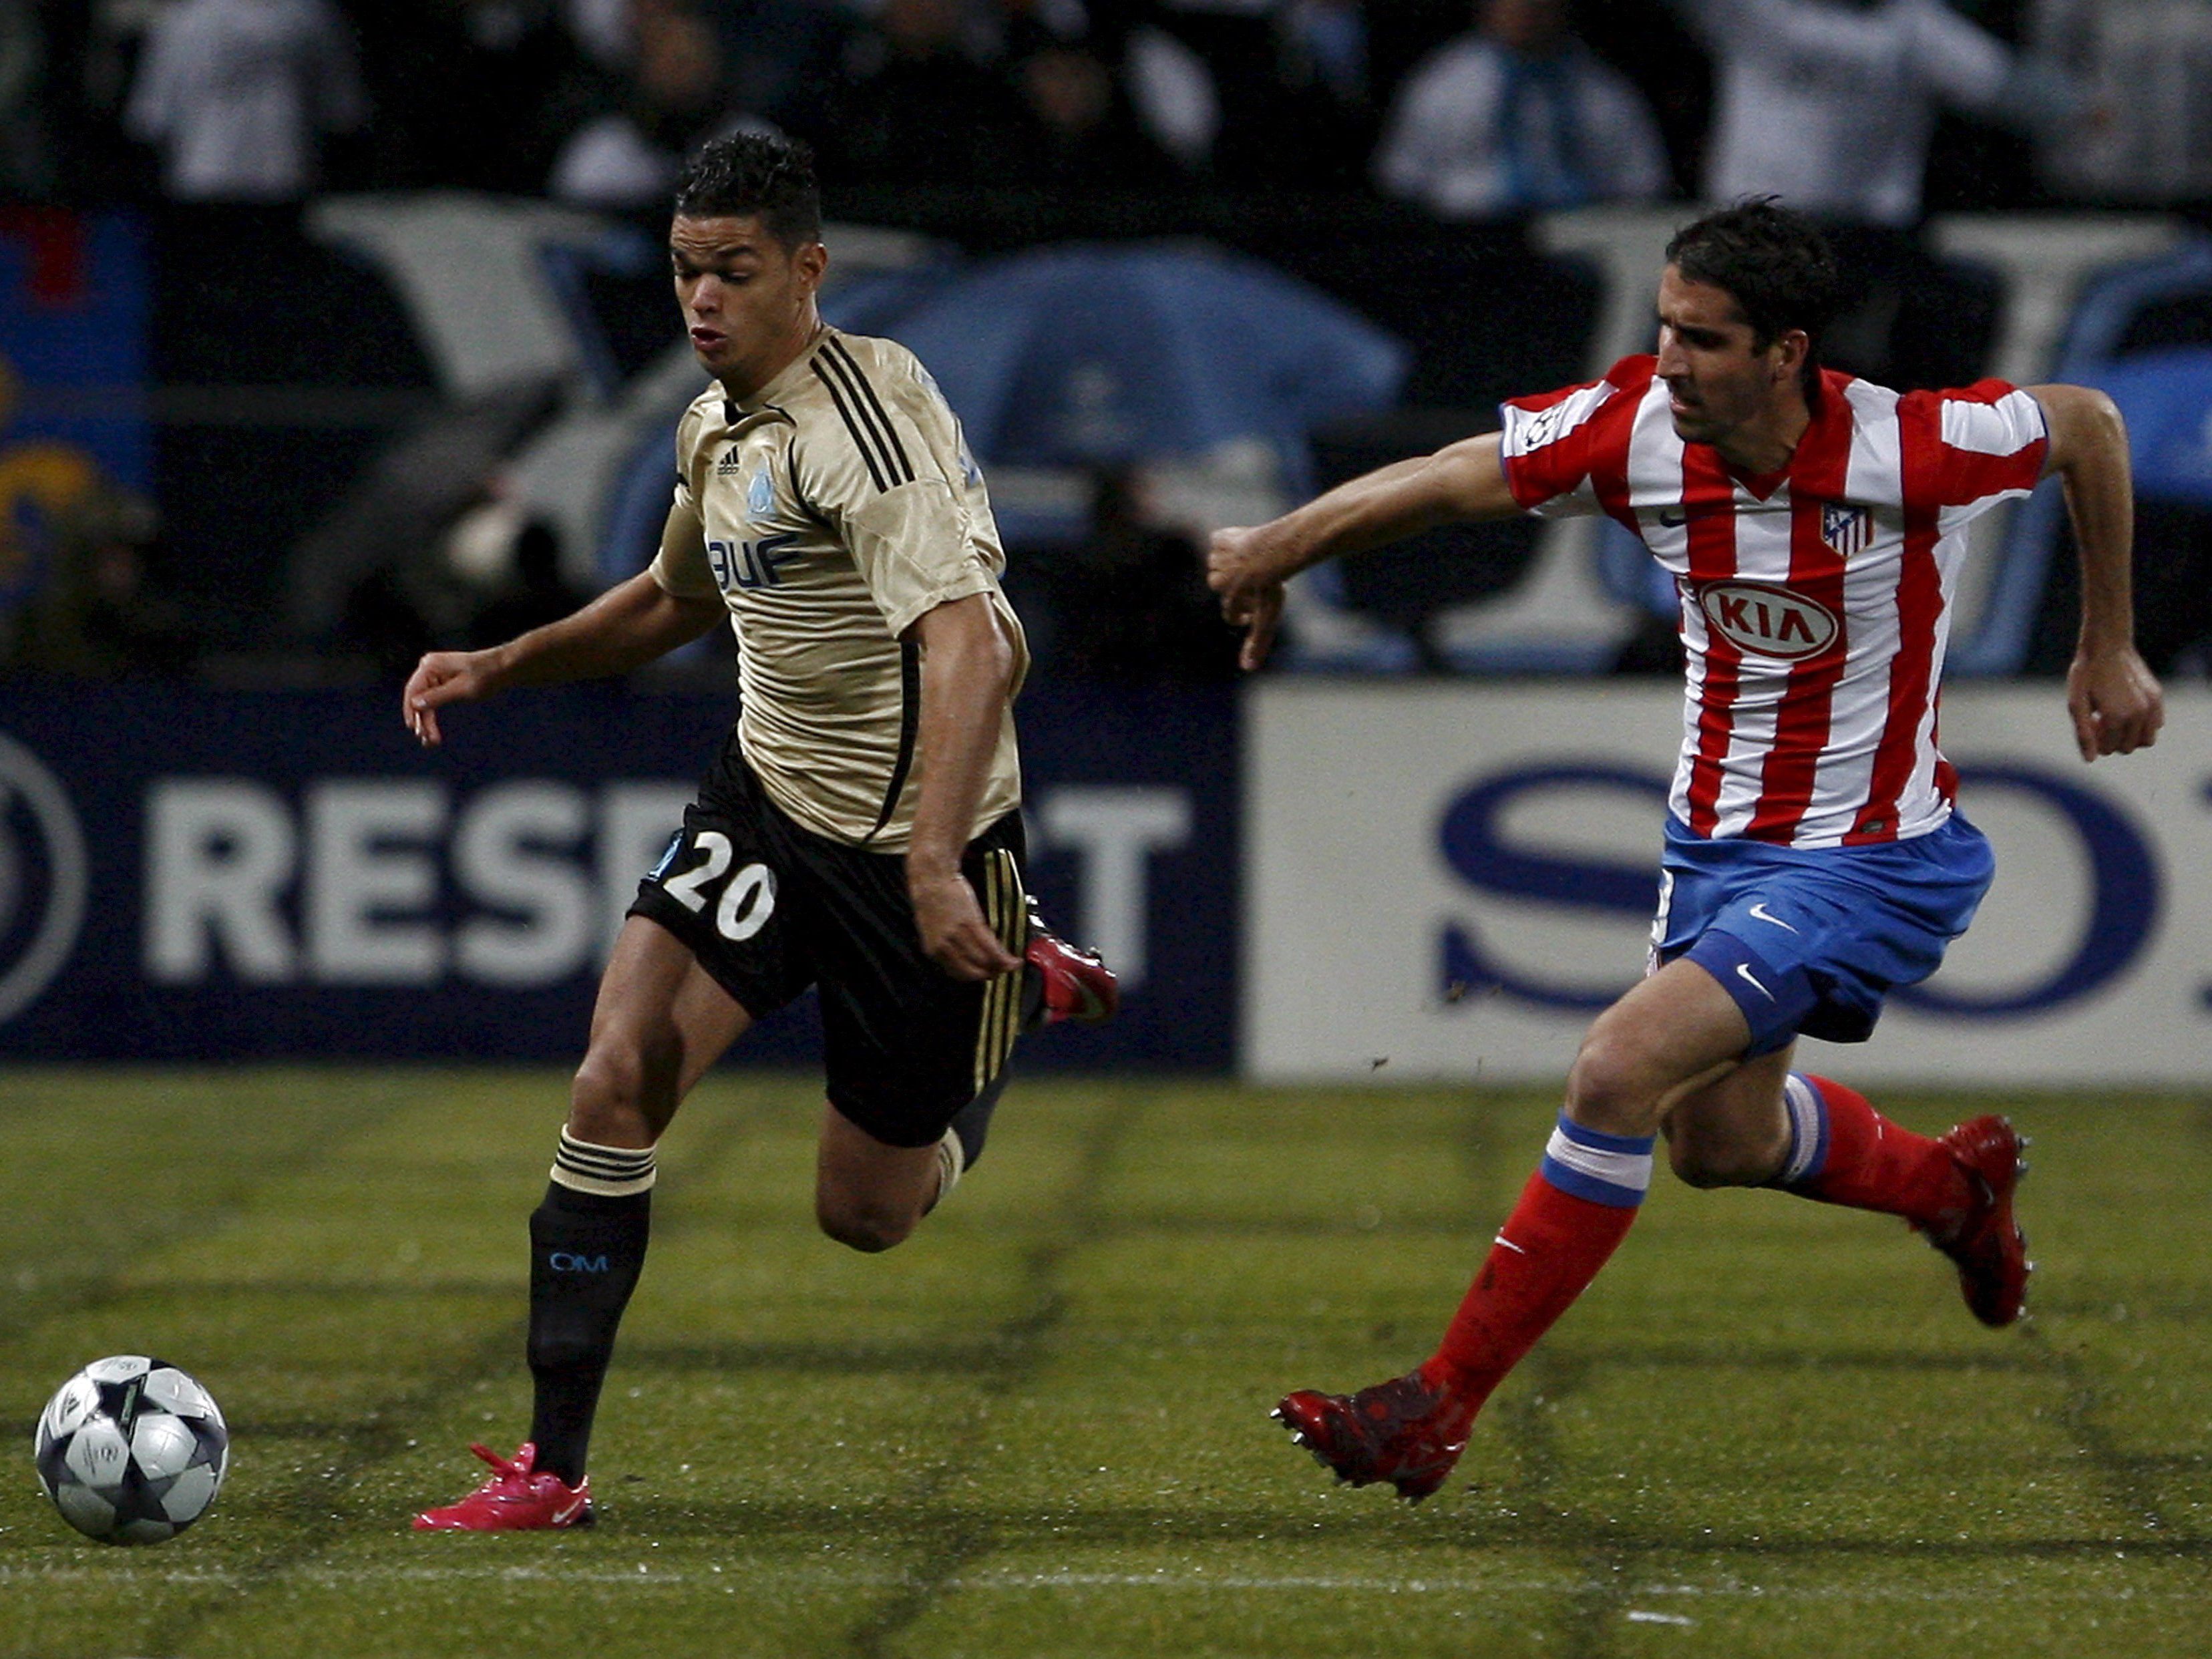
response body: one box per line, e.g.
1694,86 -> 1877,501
8,1 -> 2211,224
3,0 -> 2212,688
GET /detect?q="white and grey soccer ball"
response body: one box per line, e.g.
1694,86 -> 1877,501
33,1356 -> 229,1544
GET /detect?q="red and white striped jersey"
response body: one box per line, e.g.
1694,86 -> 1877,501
1499,355 -> 2048,848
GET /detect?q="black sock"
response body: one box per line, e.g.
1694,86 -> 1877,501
946,1071 -> 1011,1175
526,1182 -> 649,1487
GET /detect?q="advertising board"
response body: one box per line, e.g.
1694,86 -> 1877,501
1246,682 -> 2210,1085
0,680 -> 1234,1067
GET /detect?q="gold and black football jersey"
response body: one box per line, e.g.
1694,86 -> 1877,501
651,327 -> 1029,850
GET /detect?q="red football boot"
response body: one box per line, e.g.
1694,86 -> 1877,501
1920,1115 -> 2031,1328
412,1442 -> 593,1531
1272,1370 -> 1475,1503
1023,898 -> 1118,1027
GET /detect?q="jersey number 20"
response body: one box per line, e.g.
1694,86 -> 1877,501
661,831 -> 776,942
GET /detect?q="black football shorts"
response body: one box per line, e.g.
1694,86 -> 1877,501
627,740 -> 1029,1148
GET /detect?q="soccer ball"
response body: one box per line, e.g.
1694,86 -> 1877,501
33,1356 -> 230,1544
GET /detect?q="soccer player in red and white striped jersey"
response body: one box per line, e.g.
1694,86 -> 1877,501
1503,327 -> 2053,848
1208,199 -> 2163,1503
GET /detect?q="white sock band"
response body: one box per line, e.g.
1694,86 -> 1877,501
1777,1073 -> 1830,1186
552,1131 -> 657,1197
1538,1114 -> 1656,1209
933,1131 -> 966,1207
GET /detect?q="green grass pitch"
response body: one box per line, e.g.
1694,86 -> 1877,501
1,1067 -> 2207,1658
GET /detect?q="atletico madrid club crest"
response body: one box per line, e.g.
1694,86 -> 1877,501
1821,502 -> 1873,557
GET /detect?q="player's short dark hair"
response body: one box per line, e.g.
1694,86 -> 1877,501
673,132 -> 822,249
1666,198 -> 1841,389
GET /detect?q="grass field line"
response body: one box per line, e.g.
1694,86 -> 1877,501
0,1559 -> 2199,1606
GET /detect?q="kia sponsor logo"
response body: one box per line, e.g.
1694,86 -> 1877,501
1698,582 -> 1839,660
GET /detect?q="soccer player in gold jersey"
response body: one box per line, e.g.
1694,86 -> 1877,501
403,133 -> 1115,1531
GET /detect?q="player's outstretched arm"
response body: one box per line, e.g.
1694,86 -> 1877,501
904,592 -> 1023,982
401,570 -> 727,747
2029,382 -> 2165,761
1206,431 -> 1520,670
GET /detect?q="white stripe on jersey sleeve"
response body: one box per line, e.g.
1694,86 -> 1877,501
1939,389 -> 2046,457
1499,379 -> 1616,457
1841,379 -> 1903,504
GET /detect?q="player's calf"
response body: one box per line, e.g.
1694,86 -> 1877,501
1769,1073 -> 1980,1225
1665,1109 -> 1793,1189
813,1115 -> 944,1252
815,1191 -> 921,1254
1766,1079 -> 2030,1326
512,1141 -> 659,1495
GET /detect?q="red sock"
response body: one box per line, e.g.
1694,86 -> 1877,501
1421,1167 -> 1638,1407
1788,1074 -> 1970,1228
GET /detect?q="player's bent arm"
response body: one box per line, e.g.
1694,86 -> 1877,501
2028,381 -> 2165,761
904,592 -> 1023,982
481,570 -> 728,688
401,570 -> 727,747
1229,431 -> 1519,583
1207,431 -> 1520,669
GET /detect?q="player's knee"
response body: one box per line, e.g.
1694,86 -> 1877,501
1564,1029 -> 1662,1134
815,1193 -> 916,1254
569,1041 -> 666,1143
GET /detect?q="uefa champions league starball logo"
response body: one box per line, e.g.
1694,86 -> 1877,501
0,732 -> 87,1024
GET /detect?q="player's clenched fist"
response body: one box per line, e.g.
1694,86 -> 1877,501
2066,647 -> 2165,762
1206,525 -> 1286,673
908,865 -> 1021,982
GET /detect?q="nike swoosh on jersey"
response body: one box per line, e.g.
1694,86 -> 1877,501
1658,508 -> 1688,528
1747,902 -> 1799,932
1735,963 -> 1775,1000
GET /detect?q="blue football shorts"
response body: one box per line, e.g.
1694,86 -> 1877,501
1651,811 -> 1996,1057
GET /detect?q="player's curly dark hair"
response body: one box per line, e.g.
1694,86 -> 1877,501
1666,198 -> 1841,397
673,132 -> 822,249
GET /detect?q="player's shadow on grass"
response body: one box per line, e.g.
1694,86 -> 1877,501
586,1494 -> 1515,1549
572,1492 -> 2212,1559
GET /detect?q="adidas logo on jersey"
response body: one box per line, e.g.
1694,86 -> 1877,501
717,447 -> 744,476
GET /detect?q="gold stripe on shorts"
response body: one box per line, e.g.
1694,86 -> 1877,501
972,849 -> 1027,1095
